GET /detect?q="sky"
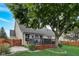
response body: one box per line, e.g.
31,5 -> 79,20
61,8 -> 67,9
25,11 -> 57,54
0,3 -> 52,37
0,3 -> 15,37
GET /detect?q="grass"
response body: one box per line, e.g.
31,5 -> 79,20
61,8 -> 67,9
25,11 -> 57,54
10,45 -> 79,56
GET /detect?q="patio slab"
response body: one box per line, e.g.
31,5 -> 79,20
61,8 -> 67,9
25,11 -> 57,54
10,46 -> 29,53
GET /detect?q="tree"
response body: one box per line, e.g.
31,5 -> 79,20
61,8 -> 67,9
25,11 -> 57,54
7,3 -> 79,47
72,27 -> 79,40
0,27 -> 7,39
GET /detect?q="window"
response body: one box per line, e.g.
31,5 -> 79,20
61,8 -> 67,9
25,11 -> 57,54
25,34 -> 29,41
35,35 -> 40,39
40,35 -> 42,38
25,34 -> 29,38
42,39 -> 55,44
42,39 -> 52,44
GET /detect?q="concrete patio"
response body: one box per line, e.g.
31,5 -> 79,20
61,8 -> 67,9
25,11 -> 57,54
10,46 -> 29,53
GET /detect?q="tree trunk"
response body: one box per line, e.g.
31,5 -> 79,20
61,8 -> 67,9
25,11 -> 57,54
55,35 -> 59,48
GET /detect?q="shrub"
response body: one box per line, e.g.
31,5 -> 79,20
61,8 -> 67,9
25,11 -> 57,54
0,43 -> 10,55
28,44 -> 36,51
58,43 -> 63,48
22,45 -> 28,48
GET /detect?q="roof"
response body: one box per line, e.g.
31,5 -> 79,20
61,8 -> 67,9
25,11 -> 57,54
19,25 -> 35,33
16,20 -> 55,36
35,28 -> 55,36
19,24 -> 55,36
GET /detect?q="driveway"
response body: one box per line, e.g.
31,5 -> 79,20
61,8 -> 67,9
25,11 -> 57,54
10,46 -> 29,53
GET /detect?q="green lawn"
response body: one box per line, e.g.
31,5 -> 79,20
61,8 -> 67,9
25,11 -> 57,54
10,45 -> 79,56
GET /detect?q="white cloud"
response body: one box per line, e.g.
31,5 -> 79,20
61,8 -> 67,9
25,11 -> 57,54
5,29 -> 9,37
0,18 -> 9,23
9,18 -> 15,30
0,18 -> 15,29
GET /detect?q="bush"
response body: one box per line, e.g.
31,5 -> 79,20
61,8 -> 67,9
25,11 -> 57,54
58,43 -> 63,48
22,45 -> 28,48
28,44 -> 36,51
0,43 -> 10,55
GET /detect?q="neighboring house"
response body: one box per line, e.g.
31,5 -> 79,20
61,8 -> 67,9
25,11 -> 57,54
63,32 -> 79,41
10,30 -> 16,39
12,20 -> 55,45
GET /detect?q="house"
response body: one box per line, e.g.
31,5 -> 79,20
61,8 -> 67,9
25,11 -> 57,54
11,20 -> 55,47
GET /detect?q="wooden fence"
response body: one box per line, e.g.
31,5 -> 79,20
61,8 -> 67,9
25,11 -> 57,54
0,38 -> 22,46
61,41 -> 79,47
36,44 -> 55,50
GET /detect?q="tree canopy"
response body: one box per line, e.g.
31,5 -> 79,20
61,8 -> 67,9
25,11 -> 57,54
7,3 -> 79,47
